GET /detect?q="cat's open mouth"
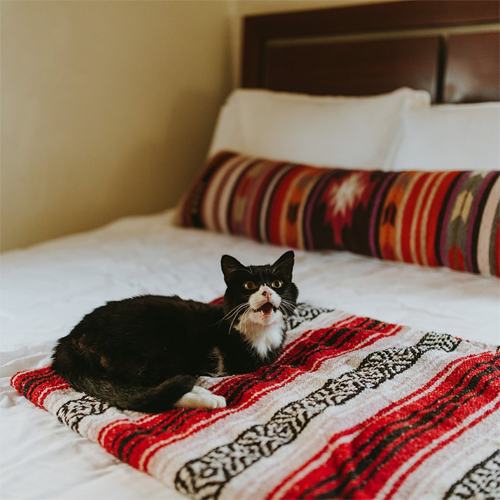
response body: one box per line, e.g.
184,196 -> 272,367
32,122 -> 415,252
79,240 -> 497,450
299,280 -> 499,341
253,302 -> 277,315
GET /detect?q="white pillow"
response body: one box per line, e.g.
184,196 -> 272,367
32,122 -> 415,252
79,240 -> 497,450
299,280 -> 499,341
389,103 -> 500,171
208,88 -> 430,170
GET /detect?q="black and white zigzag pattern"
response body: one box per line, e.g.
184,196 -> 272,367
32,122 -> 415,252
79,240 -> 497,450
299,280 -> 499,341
57,395 -> 111,433
444,450 -> 500,500
285,302 -> 333,331
175,333 -> 460,500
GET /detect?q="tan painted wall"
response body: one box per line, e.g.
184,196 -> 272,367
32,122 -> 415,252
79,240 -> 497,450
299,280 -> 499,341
1,0 -> 232,252
1,0 -> 390,252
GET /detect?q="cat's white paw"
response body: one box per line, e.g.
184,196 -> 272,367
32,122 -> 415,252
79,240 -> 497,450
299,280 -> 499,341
211,394 -> 227,408
174,387 -> 226,409
191,386 -> 212,395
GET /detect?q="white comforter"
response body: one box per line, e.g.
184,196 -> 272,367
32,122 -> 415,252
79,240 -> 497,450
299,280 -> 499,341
1,209 -> 498,499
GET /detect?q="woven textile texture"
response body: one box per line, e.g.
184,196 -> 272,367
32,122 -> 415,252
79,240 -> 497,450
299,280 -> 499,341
11,303 -> 500,500
177,151 -> 500,277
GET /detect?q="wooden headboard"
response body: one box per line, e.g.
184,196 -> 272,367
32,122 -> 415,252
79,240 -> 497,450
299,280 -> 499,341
242,1 -> 499,103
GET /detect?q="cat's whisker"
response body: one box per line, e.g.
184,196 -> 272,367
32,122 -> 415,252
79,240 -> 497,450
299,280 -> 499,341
280,304 -> 297,318
242,308 -> 256,337
226,312 -> 246,333
280,299 -> 294,308
283,304 -> 297,314
228,313 -> 239,333
232,307 -> 249,333
281,298 -> 298,312
228,304 -> 249,333
225,305 -> 246,322
220,304 -> 245,322
231,304 -> 249,320
215,303 -> 247,326
279,299 -> 296,314
279,306 -> 293,318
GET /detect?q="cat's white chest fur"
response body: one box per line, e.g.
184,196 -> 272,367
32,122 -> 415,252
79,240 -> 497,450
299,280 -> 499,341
249,321 -> 284,358
236,311 -> 284,358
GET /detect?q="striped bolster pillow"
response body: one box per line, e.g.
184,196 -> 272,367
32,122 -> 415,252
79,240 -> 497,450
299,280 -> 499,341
177,151 -> 500,277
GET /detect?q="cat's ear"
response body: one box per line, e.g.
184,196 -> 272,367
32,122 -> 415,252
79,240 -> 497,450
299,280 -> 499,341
221,255 -> 246,283
273,250 -> 295,279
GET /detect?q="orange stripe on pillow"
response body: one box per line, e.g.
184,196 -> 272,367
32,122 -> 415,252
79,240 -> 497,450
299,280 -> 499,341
177,152 -> 500,277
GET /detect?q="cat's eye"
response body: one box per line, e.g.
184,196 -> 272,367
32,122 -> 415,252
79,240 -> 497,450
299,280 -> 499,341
243,281 -> 257,290
271,280 -> 283,289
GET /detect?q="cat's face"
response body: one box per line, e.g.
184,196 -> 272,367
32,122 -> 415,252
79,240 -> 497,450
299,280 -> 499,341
221,251 -> 299,330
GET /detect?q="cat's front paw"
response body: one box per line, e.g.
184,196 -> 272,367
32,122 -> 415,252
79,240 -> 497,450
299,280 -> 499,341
200,393 -> 227,409
174,386 -> 226,409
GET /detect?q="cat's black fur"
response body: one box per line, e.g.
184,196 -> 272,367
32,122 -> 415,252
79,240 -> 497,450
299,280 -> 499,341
52,251 -> 298,413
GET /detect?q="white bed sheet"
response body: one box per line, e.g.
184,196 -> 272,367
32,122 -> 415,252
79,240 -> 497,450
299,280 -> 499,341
1,209 -> 499,500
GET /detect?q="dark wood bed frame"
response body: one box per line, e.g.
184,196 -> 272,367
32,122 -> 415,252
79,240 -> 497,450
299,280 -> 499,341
242,0 -> 499,104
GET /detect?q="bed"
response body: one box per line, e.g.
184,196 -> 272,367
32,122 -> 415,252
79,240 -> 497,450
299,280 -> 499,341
1,2 -> 499,499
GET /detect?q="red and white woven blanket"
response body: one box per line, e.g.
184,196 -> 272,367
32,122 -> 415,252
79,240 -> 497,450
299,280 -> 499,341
11,304 -> 500,500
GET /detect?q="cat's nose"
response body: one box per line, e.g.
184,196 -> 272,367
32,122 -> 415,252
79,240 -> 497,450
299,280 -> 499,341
262,290 -> 269,298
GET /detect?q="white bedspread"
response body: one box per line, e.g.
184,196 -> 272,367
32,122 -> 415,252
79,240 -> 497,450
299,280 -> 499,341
1,209 -> 498,499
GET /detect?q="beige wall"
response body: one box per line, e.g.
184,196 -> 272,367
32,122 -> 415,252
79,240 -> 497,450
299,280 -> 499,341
1,0 -> 232,252
1,0 -> 388,252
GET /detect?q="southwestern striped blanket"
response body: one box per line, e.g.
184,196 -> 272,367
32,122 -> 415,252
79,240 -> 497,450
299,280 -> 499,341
11,303 -> 500,500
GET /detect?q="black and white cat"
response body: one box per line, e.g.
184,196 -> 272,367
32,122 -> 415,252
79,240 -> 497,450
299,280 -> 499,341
52,251 -> 298,413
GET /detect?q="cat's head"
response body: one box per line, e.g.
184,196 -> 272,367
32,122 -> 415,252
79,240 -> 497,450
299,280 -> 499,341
221,251 -> 299,331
